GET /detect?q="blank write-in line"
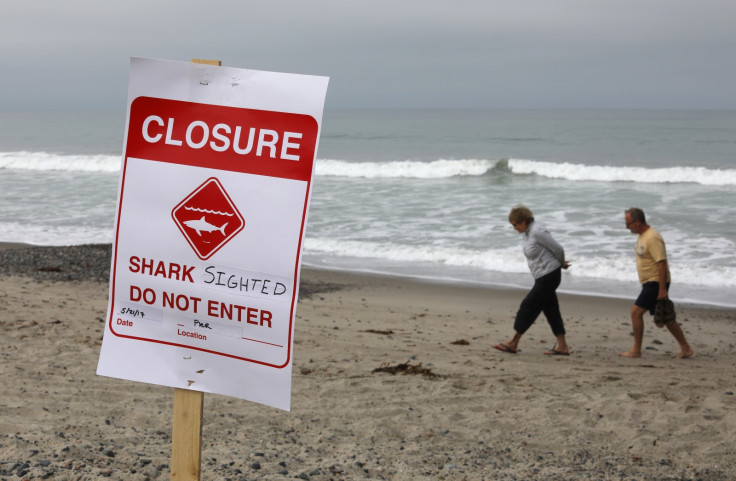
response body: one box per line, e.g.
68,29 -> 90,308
241,337 -> 283,348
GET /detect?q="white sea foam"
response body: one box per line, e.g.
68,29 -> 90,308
315,157 -> 736,185
508,159 -> 736,186
0,221 -> 113,246
315,158 -> 497,178
0,151 -> 121,172
303,237 -> 736,290
305,237 -> 525,271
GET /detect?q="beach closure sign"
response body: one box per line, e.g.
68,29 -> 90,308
97,57 -> 328,411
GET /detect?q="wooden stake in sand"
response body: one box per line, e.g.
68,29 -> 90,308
169,58 -> 221,481
171,388 -> 204,480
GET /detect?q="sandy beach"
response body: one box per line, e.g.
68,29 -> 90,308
1,244 -> 735,480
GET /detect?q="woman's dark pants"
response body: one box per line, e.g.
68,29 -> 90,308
513,267 -> 565,336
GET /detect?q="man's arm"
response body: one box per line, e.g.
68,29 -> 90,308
534,229 -> 566,266
657,260 -> 668,299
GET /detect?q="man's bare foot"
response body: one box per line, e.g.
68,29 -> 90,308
619,350 -> 641,358
675,348 -> 694,359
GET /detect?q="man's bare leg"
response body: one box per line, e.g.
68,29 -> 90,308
666,322 -> 694,359
620,305 -> 646,358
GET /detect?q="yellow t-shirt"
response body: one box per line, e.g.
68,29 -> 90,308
635,227 -> 671,284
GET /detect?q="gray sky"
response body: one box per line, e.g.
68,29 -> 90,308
2,0 -> 735,111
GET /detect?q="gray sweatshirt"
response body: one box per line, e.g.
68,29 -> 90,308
522,221 -> 565,279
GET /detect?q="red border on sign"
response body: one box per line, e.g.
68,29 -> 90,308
107,97 -> 317,369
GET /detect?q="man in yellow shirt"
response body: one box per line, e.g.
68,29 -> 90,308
621,208 -> 694,359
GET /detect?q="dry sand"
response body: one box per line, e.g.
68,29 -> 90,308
1,244 -> 735,480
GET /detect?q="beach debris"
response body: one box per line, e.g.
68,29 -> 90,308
451,339 -> 469,345
37,266 -> 62,272
362,329 -> 394,335
372,361 -> 442,378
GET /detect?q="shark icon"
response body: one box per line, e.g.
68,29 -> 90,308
183,216 -> 228,237
172,177 -> 245,260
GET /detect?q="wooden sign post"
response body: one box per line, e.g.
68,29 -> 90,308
169,58 -> 221,481
190,59 -> 222,66
171,388 -> 204,480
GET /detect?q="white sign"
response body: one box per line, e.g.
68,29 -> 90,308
97,57 -> 329,411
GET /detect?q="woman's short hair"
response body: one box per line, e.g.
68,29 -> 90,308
509,205 -> 534,225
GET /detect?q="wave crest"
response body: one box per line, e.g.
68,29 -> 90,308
3,151 -> 734,186
316,158 -> 736,185
0,151 -> 121,172
315,158 -> 497,179
508,159 -> 736,186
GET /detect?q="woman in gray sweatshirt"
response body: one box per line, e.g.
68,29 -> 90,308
493,205 -> 571,355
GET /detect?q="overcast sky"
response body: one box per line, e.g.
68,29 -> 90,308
2,0 -> 735,111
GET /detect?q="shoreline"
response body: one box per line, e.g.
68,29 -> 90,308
304,261 -> 736,311
1,243 -> 735,479
2,242 -> 733,311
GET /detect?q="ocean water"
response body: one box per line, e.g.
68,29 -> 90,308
1,109 -> 735,307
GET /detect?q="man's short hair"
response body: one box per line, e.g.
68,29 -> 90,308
626,207 -> 646,224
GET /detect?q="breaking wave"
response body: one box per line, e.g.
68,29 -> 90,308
3,151 -> 735,186
0,151 -> 121,172
506,159 -> 736,186
315,158 -> 497,178
316,158 -> 736,185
